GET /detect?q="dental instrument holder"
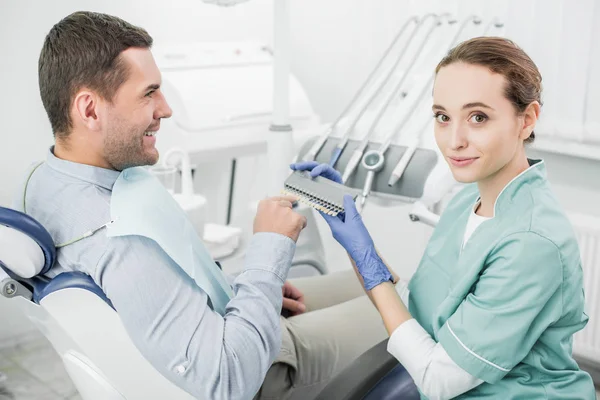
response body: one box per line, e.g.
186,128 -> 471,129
296,136 -> 438,205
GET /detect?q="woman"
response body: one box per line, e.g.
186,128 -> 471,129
291,37 -> 596,399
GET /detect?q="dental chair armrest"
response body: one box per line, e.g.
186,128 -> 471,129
314,338 -> 399,400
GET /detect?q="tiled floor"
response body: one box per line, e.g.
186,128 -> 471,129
0,330 -> 599,399
0,331 -> 80,400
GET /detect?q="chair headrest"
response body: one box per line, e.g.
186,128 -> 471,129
0,207 -> 55,278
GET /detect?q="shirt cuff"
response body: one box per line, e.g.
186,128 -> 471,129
387,318 -> 437,376
437,322 -> 508,384
242,232 -> 296,282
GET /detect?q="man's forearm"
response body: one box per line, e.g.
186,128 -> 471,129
100,233 -> 296,400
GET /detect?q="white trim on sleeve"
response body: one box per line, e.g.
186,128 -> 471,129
447,322 -> 510,372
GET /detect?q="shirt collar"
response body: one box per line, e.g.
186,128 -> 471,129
491,158 -> 546,216
46,146 -> 121,191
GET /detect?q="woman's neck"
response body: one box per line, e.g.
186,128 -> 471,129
476,153 -> 530,217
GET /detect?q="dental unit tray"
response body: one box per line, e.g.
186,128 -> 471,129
283,172 -> 358,216
296,137 -> 438,202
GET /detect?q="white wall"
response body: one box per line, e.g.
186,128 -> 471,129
1,0 -> 600,341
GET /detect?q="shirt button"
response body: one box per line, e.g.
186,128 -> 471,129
176,365 -> 186,374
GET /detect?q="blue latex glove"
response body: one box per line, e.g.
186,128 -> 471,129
289,162 -> 393,290
321,195 -> 393,290
289,161 -> 343,184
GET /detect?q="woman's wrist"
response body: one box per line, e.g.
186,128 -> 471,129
354,247 -> 394,290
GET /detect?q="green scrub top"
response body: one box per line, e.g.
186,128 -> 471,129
408,159 -> 595,399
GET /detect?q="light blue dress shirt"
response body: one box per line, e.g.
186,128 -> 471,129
14,148 -> 296,400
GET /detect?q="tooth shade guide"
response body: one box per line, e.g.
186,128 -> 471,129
283,171 -> 357,216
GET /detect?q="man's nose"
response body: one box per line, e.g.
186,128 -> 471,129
155,91 -> 173,119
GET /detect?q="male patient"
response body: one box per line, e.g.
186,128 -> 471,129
16,11 -> 387,400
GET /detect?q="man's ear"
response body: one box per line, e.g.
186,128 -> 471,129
73,90 -> 102,131
520,101 -> 541,141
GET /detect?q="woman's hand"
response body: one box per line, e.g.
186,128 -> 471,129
289,162 -> 393,290
289,161 -> 343,184
320,195 -> 393,290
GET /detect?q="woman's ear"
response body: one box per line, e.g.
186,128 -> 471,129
520,101 -> 541,141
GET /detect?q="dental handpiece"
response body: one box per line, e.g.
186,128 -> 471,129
387,15 -> 484,187
341,13 -> 453,183
387,122 -> 428,187
303,15 -> 420,162
357,150 -> 385,213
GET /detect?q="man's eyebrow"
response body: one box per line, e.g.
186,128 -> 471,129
143,83 -> 160,92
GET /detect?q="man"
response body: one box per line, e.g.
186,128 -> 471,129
17,11 -> 387,400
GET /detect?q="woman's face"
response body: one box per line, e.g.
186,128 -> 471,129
432,62 -> 531,184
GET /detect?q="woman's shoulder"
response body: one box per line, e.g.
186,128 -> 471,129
509,182 -> 576,244
496,182 -> 581,273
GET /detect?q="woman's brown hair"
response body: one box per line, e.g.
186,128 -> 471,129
435,37 -> 542,143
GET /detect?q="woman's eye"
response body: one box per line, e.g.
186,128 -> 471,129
470,114 -> 487,123
435,114 -> 449,123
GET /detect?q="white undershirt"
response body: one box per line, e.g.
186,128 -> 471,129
389,202 -> 490,399
461,201 -> 490,250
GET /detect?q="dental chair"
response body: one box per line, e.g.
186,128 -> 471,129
0,205 -> 335,399
315,339 -> 420,400
0,206 -> 196,399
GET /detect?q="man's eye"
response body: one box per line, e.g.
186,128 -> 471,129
145,91 -> 155,97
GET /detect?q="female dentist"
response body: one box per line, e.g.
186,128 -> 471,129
291,37 -> 596,399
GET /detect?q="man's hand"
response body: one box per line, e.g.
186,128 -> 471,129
282,281 -> 306,316
253,196 -> 307,242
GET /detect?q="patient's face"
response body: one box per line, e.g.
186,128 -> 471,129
101,48 -> 172,171
432,62 -> 523,184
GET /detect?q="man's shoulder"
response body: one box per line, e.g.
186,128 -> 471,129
22,162 -> 113,251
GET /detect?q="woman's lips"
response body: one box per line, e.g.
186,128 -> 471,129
448,156 -> 478,167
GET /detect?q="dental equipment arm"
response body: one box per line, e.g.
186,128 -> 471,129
341,13 -> 452,184
408,201 -> 440,227
408,163 -> 460,228
483,17 -> 504,36
304,16 -> 419,163
328,16 -> 420,166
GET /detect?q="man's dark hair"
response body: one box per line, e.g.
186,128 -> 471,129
38,11 -> 153,138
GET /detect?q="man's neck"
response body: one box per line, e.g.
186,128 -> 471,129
476,152 -> 530,217
54,136 -> 113,170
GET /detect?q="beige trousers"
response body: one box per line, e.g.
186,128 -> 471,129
254,269 -> 388,400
